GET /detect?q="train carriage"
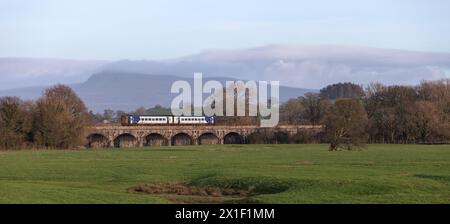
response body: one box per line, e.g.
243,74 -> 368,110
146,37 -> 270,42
121,115 -> 215,126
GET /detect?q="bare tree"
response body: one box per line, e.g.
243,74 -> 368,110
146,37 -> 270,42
0,97 -> 34,149
33,85 -> 89,149
323,99 -> 368,151
301,93 -> 331,126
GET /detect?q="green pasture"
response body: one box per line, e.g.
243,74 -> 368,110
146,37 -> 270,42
0,144 -> 449,203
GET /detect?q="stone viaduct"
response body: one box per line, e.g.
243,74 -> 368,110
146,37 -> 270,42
85,125 -> 322,148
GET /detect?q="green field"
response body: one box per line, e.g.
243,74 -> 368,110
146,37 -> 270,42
0,144 -> 449,204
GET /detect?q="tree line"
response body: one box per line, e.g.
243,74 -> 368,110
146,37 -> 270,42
0,85 -> 89,150
280,80 -> 450,149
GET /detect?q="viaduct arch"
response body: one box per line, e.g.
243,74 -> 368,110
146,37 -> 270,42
85,125 -> 322,148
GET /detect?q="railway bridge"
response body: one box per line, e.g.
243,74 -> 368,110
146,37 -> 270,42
86,125 -> 322,148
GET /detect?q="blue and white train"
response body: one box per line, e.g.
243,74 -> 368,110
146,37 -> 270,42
121,115 -> 215,126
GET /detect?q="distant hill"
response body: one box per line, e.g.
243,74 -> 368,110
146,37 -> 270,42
0,71 -> 316,112
0,58 -> 108,90
2,45 -> 449,91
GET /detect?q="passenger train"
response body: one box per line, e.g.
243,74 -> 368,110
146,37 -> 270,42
121,115 -> 215,126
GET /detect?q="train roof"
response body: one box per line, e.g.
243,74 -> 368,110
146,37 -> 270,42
125,115 -> 212,117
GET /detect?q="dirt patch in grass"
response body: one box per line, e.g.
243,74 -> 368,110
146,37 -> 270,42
127,183 -> 255,203
128,183 -> 254,197
128,175 -> 294,203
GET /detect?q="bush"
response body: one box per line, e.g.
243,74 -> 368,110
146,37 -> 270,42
0,97 -> 34,149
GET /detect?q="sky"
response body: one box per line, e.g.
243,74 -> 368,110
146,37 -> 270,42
1,0 -> 450,60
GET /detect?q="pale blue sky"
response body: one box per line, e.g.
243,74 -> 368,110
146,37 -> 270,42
1,0 -> 450,60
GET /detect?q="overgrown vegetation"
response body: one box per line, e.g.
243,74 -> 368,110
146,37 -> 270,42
0,85 -> 89,150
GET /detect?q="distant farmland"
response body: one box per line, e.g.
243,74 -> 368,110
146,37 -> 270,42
0,144 -> 449,203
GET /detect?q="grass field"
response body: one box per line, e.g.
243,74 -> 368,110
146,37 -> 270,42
0,144 -> 449,204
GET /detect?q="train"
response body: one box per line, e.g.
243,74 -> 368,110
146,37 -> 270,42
121,115 -> 215,126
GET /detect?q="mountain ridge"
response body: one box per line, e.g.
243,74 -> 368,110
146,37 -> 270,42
0,71 -> 316,112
